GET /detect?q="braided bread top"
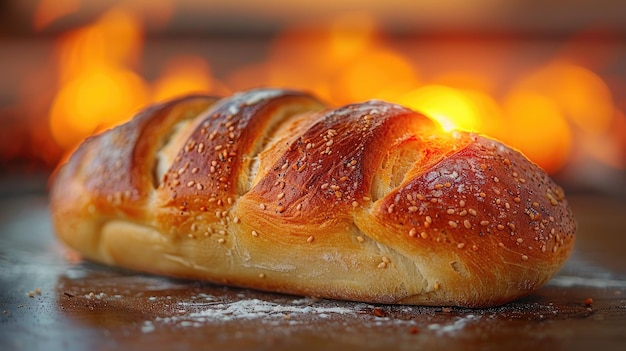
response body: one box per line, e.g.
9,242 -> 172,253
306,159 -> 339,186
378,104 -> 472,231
50,88 -> 576,307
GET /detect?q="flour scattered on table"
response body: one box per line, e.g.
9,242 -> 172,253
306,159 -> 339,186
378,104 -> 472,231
150,297 -> 359,330
186,298 -> 354,322
427,314 -> 482,335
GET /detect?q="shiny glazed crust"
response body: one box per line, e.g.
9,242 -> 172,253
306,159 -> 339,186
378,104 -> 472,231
50,88 -> 576,307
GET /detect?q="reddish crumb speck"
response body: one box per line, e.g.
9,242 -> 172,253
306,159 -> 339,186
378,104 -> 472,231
584,298 -> 594,306
372,307 -> 386,317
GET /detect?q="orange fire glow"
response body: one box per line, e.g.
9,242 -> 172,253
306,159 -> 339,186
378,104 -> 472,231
46,9 -> 624,174
49,8 -> 149,149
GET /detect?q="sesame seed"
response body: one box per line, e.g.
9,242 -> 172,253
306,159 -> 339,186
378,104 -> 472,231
472,245 -> 479,251
251,230 -> 258,237
425,216 -> 433,224
430,198 -> 438,203
356,236 -> 365,243
409,228 -> 417,237
448,221 -> 458,228
514,197 -> 521,203
459,210 -> 468,216
517,238 -> 524,243
277,206 -> 286,213
307,236 -> 314,243
532,201 -> 540,208
326,140 -> 334,146
352,201 -> 359,207
420,232 -> 428,239
464,220 -> 471,229
493,177 -> 500,183
434,282 -> 441,290
217,238 -> 225,244
233,216 -> 240,223
408,206 -> 418,212
187,181 -> 195,187
508,223 -> 516,231
498,242 -> 505,248
459,200 -> 466,207
446,209 -> 455,215
321,183 -> 329,190
196,183 -> 204,190
259,273 -> 265,279
277,192 -> 285,200
387,205 -> 395,214
377,262 -> 387,269
457,243 -> 466,249
214,145 -> 223,151
497,224 -> 505,230
218,229 -> 226,235
480,220 -> 490,226
382,256 -> 391,264
469,209 -> 477,216
260,204 -> 266,210
479,192 -> 486,198
416,194 -> 425,201
296,203 -> 302,211
435,184 -> 443,189
521,255 -> 529,261
444,182 -> 451,187
363,196 -> 371,201
191,167 -> 199,174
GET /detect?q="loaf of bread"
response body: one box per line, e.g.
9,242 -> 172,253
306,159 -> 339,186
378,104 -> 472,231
50,88 -> 576,307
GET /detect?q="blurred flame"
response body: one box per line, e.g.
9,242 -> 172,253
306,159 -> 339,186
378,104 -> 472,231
49,8 -> 148,150
515,61 -> 614,135
50,65 -> 148,148
501,92 -> 572,174
46,11 -> 624,175
395,85 -> 482,132
151,56 -> 215,102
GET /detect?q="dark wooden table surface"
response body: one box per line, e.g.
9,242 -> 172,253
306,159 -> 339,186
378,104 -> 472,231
1,187 -> 625,351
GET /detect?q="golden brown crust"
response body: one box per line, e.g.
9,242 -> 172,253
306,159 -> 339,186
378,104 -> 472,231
50,88 -> 576,307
